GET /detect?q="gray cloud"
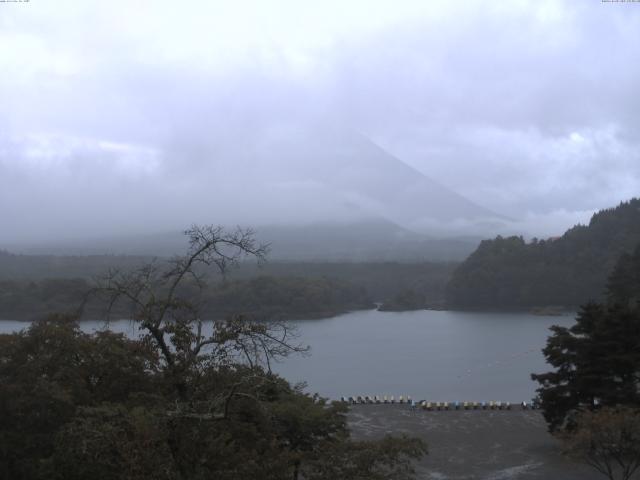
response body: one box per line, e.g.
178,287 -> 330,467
1,0 -> 639,243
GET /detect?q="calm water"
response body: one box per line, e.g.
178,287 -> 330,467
0,309 -> 574,402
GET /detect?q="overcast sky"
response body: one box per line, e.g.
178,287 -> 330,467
1,0 -> 639,243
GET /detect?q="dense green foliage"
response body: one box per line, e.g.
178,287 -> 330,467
606,244 -> 640,308
447,199 -> 640,309
531,303 -> 640,432
532,246 -> 640,433
0,225 -> 427,479
0,315 -> 161,479
0,316 -> 425,479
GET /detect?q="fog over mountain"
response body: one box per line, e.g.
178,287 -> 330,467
1,123 -> 503,247
1,1 -> 639,248
165,125 -> 503,231
14,218 -> 483,262
3,124 -> 496,259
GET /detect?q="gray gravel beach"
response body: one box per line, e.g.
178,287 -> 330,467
348,405 -> 602,480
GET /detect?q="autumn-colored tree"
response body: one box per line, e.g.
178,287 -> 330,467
561,407 -> 640,480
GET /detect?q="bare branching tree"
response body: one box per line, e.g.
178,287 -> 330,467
88,225 -> 307,400
561,407 -> 640,480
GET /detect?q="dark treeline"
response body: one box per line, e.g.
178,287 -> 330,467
0,278 -> 90,320
205,276 -> 373,319
232,261 -> 456,305
446,198 -> 640,310
0,250 -> 456,300
0,252 -> 455,319
378,288 -> 429,312
0,276 -> 374,321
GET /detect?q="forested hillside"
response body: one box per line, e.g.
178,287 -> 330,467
446,199 -> 640,309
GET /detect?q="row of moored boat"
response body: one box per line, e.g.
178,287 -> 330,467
340,396 -> 539,410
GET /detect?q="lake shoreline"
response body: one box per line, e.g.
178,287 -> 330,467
0,307 -> 374,323
0,305 -> 578,323
1,310 -> 576,402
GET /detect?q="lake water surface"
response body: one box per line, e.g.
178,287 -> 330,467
0,309 -> 575,402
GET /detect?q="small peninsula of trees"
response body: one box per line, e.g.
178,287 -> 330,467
378,288 -> 426,311
0,225 -> 426,479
